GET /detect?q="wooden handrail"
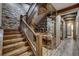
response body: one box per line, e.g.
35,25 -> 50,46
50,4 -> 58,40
22,18 -> 37,36
21,16 -> 43,56
22,17 -> 51,37
20,10 -> 50,56
20,10 -> 51,56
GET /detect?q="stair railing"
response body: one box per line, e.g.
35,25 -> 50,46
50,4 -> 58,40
20,15 -> 43,56
26,3 -> 37,24
26,3 -> 33,15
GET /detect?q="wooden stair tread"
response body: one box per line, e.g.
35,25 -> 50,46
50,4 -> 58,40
3,38 -> 25,46
3,42 -> 26,49
3,46 -> 30,56
19,51 -> 33,56
3,29 -> 33,56
4,34 -> 22,37
4,34 -> 23,40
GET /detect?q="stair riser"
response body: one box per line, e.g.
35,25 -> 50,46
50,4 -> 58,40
4,32 -> 21,35
4,29 -> 19,32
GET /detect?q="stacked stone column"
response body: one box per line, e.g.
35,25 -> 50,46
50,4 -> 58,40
56,15 -> 61,47
76,10 -> 79,51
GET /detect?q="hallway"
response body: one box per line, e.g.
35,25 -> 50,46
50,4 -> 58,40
0,3 -> 79,56
43,37 -> 79,56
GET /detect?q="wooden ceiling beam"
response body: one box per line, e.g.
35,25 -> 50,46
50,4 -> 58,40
57,3 -> 79,13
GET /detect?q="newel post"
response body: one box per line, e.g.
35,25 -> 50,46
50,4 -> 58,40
19,15 -> 23,30
20,15 -> 23,25
36,33 -> 42,56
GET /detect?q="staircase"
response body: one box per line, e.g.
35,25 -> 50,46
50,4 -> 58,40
3,29 -> 34,56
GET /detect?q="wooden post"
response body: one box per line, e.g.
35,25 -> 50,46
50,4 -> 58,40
19,15 -> 23,30
36,33 -> 42,56
0,3 -> 2,27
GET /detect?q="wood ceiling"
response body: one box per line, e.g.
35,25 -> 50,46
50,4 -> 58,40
52,3 -> 79,13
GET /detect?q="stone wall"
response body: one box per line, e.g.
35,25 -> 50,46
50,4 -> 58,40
0,4 -> 3,55
0,3 -> 2,27
76,10 -> 79,55
2,3 -> 29,29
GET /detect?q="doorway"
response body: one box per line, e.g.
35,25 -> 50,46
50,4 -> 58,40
66,21 -> 74,39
